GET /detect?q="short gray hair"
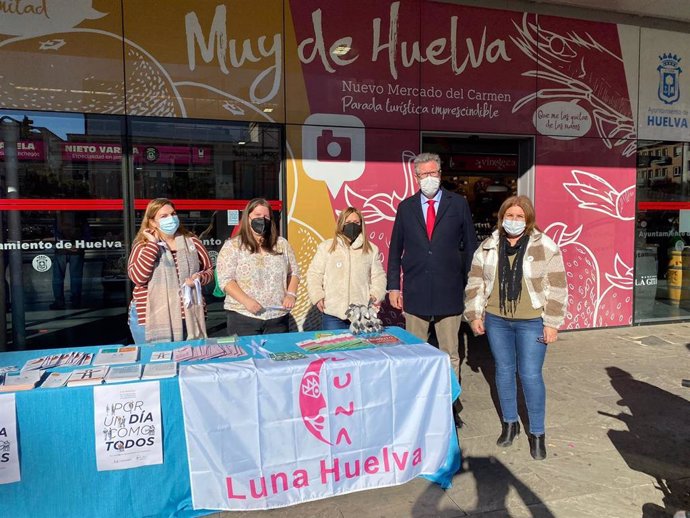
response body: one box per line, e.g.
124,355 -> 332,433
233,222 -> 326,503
413,152 -> 441,175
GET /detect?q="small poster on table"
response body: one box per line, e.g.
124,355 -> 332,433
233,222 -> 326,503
94,381 -> 163,471
0,393 -> 20,484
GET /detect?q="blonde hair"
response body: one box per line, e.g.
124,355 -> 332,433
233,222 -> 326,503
134,198 -> 191,244
329,207 -> 372,254
497,195 -> 540,237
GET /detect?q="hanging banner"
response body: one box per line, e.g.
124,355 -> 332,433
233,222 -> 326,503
94,381 -> 163,471
179,345 -> 452,511
0,394 -> 20,484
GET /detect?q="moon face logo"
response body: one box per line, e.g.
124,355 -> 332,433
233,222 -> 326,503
299,358 -> 331,445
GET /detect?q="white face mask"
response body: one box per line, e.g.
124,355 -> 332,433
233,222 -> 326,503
420,176 -> 441,198
502,219 -> 526,236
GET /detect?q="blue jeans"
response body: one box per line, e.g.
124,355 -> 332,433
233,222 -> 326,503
484,312 -> 547,435
128,303 -> 146,345
129,303 -> 189,343
321,313 -> 350,330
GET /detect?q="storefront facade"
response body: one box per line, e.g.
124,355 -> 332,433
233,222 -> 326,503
1,0 -> 689,350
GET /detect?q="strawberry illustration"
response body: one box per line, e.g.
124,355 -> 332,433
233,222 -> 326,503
563,170 -> 635,221
594,254 -> 633,327
545,223 -> 599,329
343,150 -> 417,224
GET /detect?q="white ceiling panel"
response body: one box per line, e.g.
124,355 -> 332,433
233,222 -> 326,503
530,0 -> 690,24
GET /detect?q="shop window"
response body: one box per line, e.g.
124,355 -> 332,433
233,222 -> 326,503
128,117 -> 283,336
635,140 -> 690,323
0,113 -> 284,350
0,110 -> 127,349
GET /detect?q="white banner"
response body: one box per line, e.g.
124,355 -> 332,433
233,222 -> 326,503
94,381 -> 163,471
0,393 -> 20,484
179,344 -> 452,510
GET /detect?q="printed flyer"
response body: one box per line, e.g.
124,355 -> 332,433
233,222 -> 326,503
0,394 -> 20,484
94,381 -> 163,471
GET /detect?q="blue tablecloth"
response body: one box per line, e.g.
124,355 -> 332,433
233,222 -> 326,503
0,327 -> 460,518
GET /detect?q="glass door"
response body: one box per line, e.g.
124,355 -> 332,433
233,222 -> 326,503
635,141 -> 690,323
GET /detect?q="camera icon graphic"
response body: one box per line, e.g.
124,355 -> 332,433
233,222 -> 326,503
316,130 -> 352,162
302,114 -> 365,196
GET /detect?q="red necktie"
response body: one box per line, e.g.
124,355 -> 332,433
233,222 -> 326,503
426,199 -> 436,240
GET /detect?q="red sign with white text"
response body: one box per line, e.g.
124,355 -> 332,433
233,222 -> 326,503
446,155 -> 517,172
60,143 -> 212,165
0,140 -> 45,161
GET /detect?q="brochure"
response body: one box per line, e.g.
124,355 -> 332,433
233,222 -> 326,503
67,367 -> 110,387
22,352 -> 93,371
150,350 -> 173,362
365,333 -> 404,346
296,333 -> 372,353
93,346 -> 139,366
39,371 -> 71,389
104,365 -> 142,384
142,362 -> 178,379
172,343 -> 245,362
0,370 -> 43,392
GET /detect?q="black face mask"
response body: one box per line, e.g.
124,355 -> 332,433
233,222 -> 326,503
250,217 -> 271,237
342,222 -> 362,242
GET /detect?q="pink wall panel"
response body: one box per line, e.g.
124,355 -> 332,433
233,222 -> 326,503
535,137 -> 636,329
419,3 -> 537,133
286,0 -> 422,129
528,14 -> 636,155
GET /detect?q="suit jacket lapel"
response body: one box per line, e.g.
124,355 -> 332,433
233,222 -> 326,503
414,191 -> 427,235
435,189 -> 451,223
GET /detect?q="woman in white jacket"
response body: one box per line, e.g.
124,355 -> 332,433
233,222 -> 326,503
307,207 -> 387,330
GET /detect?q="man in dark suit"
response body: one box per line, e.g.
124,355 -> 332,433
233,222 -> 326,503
387,152 -> 477,383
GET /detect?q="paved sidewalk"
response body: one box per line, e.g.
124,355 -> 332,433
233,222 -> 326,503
213,323 -> 690,517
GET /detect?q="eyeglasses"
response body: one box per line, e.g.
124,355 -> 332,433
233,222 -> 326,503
417,170 -> 441,179
536,337 -> 547,344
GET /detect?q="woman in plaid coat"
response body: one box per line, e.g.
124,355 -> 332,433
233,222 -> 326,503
464,195 -> 567,460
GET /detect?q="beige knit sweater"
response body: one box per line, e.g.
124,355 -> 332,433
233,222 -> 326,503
306,235 -> 387,320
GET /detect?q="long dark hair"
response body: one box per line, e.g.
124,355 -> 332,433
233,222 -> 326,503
237,198 -> 280,254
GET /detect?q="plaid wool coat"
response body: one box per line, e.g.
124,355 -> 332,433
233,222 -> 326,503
463,229 -> 568,329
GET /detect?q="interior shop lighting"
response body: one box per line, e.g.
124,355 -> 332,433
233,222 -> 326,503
15,86 -> 63,93
332,44 -> 351,56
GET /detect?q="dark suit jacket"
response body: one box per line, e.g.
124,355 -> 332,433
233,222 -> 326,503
387,188 -> 477,316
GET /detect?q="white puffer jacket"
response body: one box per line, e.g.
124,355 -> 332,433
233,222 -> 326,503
306,234 -> 387,320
